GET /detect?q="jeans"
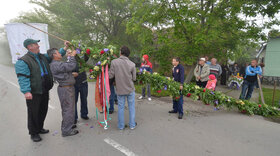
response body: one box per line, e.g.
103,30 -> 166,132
117,91 -> 136,129
109,85 -> 117,111
172,94 -> 184,115
75,82 -> 89,120
239,80 -> 257,100
142,84 -> 151,98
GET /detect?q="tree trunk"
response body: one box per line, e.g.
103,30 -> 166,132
185,64 -> 196,83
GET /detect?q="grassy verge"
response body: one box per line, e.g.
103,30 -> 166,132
134,84 -> 171,97
259,88 -> 280,107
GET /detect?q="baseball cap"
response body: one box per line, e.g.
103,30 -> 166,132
23,39 -> 40,48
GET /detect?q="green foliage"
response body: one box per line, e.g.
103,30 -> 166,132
70,40 -> 117,79
14,0 -> 141,54
259,88 -> 280,107
127,0 -> 280,67
135,85 -> 171,97
136,68 -> 280,117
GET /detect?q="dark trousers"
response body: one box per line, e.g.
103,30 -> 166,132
221,74 -> 227,85
239,80 -> 257,100
109,85 -> 117,111
26,92 -> 49,135
142,84 -> 151,98
196,80 -> 207,88
172,95 -> 184,115
75,82 -> 88,120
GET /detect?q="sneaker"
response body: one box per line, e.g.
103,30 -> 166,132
119,124 -> 128,130
138,96 -> 144,100
130,122 -> 137,130
148,97 -> 152,101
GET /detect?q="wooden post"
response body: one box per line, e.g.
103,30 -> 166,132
272,80 -> 277,106
257,76 -> 265,104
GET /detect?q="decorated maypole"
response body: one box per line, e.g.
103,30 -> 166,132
71,42 -> 117,129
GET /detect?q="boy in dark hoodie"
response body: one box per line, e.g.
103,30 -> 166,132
169,57 -> 184,119
138,55 -> 153,101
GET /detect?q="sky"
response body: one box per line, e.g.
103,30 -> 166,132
0,0 -> 37,27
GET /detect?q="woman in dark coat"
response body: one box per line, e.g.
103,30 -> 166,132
221,63 -> 229,85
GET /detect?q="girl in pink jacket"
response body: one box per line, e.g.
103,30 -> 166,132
205,74 -> 217,91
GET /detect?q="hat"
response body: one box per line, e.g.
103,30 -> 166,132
209,74 -> 216,80
23,39 -> 40,48
200,58 -> 206,61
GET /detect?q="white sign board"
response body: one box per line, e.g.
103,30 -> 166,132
4,23 -> 50,64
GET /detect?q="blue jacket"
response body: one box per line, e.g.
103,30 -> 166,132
245,65 -> 262,82
15,48 -> 66,94
172,64 -> 185,85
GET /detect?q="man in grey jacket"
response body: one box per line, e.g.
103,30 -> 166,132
48,48 -> 79,137
109,46 -> 137,130
194,58 -> 210,88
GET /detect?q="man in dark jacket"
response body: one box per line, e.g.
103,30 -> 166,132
169,57 -> 185,119
73,54 -> 89,124
15,39 -> 68,142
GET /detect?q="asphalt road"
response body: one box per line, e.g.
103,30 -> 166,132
0,64 -> 280,156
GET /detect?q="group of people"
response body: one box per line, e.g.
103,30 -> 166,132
194,56 -> 263,101
15,39 -> 93,142
15,38 -> 263,143
15,39 -> 140,142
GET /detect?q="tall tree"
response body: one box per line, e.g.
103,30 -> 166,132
15,0 -> 140,51
127,0 -> 280,80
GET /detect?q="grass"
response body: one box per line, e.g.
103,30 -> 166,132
259,88 -> 280,107
134,84 -> 171,97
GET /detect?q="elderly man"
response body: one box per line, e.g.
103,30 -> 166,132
194,58 -> 210,88
15,39 -> 68,142
209,58 -> 222,79
48,48 -> 79,137
109,46 -> 137,130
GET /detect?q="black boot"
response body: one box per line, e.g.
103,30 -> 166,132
31,134 -> 42,142
168,110 -> 177,114
39,129 -> 49,134
178,114 -> 183,119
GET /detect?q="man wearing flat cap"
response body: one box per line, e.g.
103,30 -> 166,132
194,58 -> 210,88
15,39 -> 69,142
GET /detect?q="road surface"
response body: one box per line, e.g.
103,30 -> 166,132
0,64 -> 280,156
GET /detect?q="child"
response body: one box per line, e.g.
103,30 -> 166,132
206,74 -> 217,91
138,55 -> 153,101
168,57 -> 184,119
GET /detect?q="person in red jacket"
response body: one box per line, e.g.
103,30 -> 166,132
138,55 -> 153,101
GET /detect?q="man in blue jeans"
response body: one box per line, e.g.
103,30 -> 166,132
240,59 -> 262,100
109,46 -> 137,130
